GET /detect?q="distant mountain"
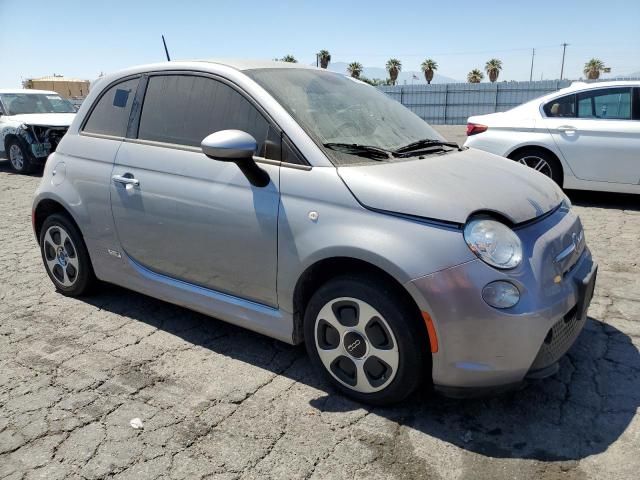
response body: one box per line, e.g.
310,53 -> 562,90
325,62 -> 458,85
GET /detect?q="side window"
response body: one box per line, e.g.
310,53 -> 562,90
577,88 -> 632,120
138,75 -> 280,160
282,137 -> 306,165
634,88 -> 640,120
83,78 -> 139,136
543,94 -> 576,118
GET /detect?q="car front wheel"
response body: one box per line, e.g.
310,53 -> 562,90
7,138 -> 36,174
304,275 -> 428,405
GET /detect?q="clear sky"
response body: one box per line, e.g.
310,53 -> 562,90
1,0 -> 638,87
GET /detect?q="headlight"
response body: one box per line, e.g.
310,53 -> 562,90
463,218 -> 522,269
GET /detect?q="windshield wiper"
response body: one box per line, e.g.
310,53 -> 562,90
323,142 -> 393,160
393,139 -> 460,156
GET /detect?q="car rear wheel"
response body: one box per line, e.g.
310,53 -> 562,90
304,275 -> 428,405
510,148 -> 563,186
7,138 -> 35,174
39,213 -> 96,296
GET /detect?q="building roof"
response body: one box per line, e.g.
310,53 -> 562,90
0,89 -> 59,95
27,76 -> 90,83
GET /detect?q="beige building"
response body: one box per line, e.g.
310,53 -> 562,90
23,75 -> 90,98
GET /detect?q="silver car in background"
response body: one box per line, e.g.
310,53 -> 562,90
32,60 -> 597,405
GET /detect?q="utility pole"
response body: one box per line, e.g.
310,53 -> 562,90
560,43 -> 569,80
529,48 -> 535,82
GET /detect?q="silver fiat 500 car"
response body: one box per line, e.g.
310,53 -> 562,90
33,60 -> 597,405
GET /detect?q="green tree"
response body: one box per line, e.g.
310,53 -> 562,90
359,76 -> 389,86
583,58 -> 606,80
386,58 -> 402,85
420,58 -> 438,84
279,55 -> 297,63
317,50 -> 331,69
485,58 -> 503,83
467,69 -> 484,83
347,62 -> 364,79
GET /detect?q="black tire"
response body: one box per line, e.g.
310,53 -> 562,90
6,137 -> 36,174
510,148 -> 563,186
304,274 -> 429,406
39,213 -> 96,296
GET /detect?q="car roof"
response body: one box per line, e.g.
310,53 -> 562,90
0,89 -> 59,95
192,58 -> 317,71
543,80 -> 640,99
518,80 -> 639,109
91,59 -> 325,95
563,80 -> 640,91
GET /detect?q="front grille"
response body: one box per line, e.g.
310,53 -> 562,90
530,305 -> 585,370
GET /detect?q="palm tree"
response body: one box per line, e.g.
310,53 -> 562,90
386,58 -> 402,85
467,69 -> 484,83
317,50 -> 331,69
485,58 -> 503,83
347,62 -> 363,79
280,55 -> 297,63
584,58 -> 606,80
420,59 -> 438,84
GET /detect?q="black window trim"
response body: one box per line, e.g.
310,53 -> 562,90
127,69 -> 311,169
632,87 -> 640,120
79,74 -> 142,139
542,85 -> 636,121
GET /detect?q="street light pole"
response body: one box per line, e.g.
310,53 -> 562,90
560,43 -> 569,80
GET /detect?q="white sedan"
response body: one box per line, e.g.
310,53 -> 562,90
464,81 -> 640,194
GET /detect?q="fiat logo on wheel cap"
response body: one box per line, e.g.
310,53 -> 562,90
343,331 -> 366,358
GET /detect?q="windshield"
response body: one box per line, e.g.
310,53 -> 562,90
245,68 -> 445,165
0,93 -> 76,115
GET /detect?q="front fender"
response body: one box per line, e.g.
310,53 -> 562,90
277,166 -> 474,314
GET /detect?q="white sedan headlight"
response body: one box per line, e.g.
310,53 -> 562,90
464,218 -> 523,269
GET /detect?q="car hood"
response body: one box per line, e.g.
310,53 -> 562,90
8,113 -> 75,127
337,149 -> 564,225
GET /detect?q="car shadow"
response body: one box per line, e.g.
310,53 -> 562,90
0,157 -> 44,176
83,282 -> 639,462
567,189 -> 640,212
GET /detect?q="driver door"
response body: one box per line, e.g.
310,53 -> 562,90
110,74 -> 282,306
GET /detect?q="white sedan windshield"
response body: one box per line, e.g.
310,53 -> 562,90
1,93 -> 75,115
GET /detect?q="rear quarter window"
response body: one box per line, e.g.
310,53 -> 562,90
83,77 -> 139,137
543,94 -> 576,118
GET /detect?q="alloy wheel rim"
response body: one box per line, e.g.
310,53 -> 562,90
518,155 -> 552,177
9,144 -> 24,170
43,226 -> 79,287
315,297 -> 399,393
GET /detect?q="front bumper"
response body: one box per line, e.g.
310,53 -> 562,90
406,206 -> 597,394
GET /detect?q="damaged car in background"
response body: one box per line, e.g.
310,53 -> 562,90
0,89 -> 76,173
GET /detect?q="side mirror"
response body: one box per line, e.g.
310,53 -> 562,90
201,130 -> 257,162
201,129 -> 270,188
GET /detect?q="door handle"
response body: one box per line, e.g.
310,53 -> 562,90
112,174 -> 140,190
557,125 -> 576,132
